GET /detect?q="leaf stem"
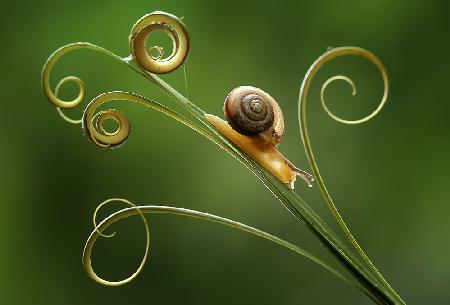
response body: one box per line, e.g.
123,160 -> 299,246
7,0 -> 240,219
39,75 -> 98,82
84,202 -> 352,288
298,47 -> 404,304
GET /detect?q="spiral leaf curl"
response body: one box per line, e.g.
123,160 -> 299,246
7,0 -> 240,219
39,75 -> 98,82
83,199 -> 349,287
42,11 -> 191,128
130,11 -> 190,74
41,42 -> 125,123
320,75 -> 357,124
82,91 -> 216,149
54,78 -> 83,124
84,198 -> 150,286
298,47 -> 400,301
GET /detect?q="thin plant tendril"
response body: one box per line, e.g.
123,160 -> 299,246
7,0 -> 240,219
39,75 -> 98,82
54,77 -> 83,124
130,11 -> 190,74
84,198 -> 150,286
321,75 -> 357,124
148,46 -> 164,60
83,199 -> 351,288
92,198 -> 144,238
298,46 -> 403,304
82,91 -> 213,149
183,63 -> 189,98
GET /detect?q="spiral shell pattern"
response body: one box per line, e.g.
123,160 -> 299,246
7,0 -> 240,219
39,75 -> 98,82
225,86 -> 277,134
224,86 -> 284,145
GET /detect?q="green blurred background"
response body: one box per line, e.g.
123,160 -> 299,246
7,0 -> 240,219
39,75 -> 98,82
1,0 -> 449,304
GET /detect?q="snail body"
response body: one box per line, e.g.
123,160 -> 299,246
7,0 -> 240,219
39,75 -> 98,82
206,86 -> 313,188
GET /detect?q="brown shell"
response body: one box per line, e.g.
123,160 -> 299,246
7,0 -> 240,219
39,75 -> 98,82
224,86 -> 284,146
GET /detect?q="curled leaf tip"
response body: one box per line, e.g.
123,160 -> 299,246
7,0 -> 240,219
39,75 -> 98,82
83,199 -> 348,287
83,198 -> 150,287
130,11 -> 190,74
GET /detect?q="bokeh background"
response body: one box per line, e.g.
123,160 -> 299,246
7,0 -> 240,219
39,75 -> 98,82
1,0 -> 449,304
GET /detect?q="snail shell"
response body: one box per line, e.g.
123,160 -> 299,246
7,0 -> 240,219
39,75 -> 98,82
205,86 -> 313,188
224,86 -> 284,146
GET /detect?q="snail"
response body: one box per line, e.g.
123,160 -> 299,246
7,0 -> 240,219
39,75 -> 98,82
205,86 -> 314,189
